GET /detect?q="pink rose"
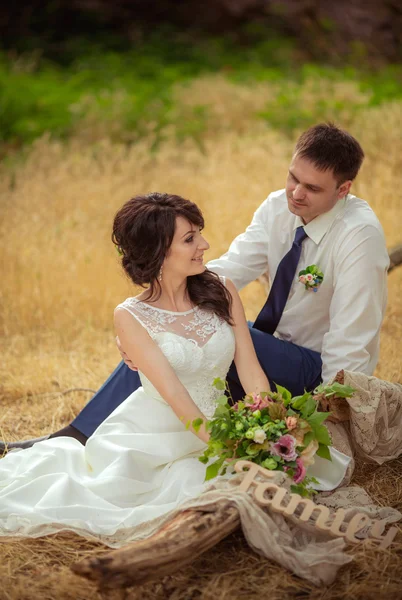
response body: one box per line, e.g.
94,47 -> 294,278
306,274 -> 314,282
299,275 -> 307,284
247,392 -> 272,412
285,416 -> 298,431
293,457 -> 307,484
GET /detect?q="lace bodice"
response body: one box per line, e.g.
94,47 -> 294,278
116,294 -> 236,419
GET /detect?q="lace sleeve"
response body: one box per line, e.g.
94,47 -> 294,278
115,298 -> 184,339
115,298 -> 149,331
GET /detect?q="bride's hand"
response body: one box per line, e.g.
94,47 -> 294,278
116,336 -> 138,371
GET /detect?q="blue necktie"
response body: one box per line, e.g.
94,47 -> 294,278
253,226 -> 308,335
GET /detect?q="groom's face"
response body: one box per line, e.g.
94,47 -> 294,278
286,155 -> 351,224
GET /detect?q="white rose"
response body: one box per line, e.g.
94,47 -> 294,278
253,429 -> 267,444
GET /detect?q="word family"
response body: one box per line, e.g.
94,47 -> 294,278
235,461 -> 398,549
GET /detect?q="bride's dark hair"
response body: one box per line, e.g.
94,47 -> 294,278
112,192 -> 233,325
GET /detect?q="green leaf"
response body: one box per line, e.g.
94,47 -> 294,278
327,382 -> 355,398
216,395 -> 228,406
300,396 -> 317,418
185,420 -> 191,430
291,392 -> 311,410
192,418 -> 204,433
290,484 -> 311,497
312,424 -> 332,446
213,405 -> 230,417
302,431 -> 315,448
262,457 -> 278,470
306,410 -> 331,427
316,443 -> 332,461
313,383 -> 325,395
213,377 -> 226,390
209,440 -> 225,453
315,382 -> 355,398
205,457 -> 225,480
275,384 -> 292,406
245,443 -> 261,456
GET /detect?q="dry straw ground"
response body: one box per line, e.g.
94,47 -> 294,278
0,76 -> 401,599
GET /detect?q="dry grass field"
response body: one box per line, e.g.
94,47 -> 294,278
0,76 -> 401,599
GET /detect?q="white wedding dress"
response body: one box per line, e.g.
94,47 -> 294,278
0,291 -> 350,546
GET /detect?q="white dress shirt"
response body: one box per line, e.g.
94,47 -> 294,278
208,189 -> 389,383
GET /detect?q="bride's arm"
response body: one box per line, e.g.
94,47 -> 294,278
114,308 -> 209,443
225,278 -> 271,396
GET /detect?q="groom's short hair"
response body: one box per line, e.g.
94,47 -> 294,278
294,123 -> 364,185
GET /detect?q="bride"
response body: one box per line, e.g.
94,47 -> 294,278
0,192 -> 348,545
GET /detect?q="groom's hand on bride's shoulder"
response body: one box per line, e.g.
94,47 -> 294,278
116,336 -> 138,371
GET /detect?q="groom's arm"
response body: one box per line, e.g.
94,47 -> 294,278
321,225 -> 389,383
206,197 -> 271,290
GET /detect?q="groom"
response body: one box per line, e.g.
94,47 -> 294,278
2,123 -> 389,451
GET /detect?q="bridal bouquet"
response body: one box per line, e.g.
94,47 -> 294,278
197,379 -> 354,496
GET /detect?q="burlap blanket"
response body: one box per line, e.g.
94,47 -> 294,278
321,370 -> 402,485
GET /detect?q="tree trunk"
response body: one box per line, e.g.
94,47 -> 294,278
388,244 -> 402,273
72,502 -> 240,591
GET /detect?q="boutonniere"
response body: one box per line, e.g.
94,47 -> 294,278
298,265 -> 324,292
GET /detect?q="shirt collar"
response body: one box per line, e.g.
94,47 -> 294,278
293,196 -> 347,245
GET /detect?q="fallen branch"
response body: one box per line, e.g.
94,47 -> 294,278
72,502 -> 240,591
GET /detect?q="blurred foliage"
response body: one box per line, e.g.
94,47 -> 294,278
1,31 -> 402,153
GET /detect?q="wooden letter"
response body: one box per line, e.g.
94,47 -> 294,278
253,482 -> 281,506
235,460 -> 273,493
366,519 -> 399,549
270,486 -> 289,512
328,508 -> 347,537
283,495 -> 332,531
344,513 -> 372,544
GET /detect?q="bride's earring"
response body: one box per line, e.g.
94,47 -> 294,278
158,265 -> 163,282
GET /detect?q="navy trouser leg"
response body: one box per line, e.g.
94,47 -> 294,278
227,323 -> 322,403
71,361 -> 141,438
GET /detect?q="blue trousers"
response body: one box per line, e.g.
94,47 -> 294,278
72,324 -> 322,438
